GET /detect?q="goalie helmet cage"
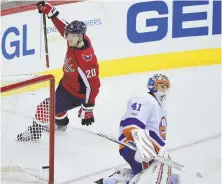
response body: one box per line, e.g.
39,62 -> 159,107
1,74 -> 55,184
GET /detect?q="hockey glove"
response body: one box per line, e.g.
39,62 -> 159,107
36,1 -> 59,18
78,103 -> 95,126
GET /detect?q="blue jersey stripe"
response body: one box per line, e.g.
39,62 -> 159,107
149,130 -> 165,146
120,118 -> 145,129
119,133 -> 125,141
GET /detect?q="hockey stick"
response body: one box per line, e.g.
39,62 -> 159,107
71,128 -> 204,179
42,13 -> 50,68
38,0 -> 49,68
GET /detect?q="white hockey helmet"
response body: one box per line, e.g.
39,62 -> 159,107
147,74 -> 170,102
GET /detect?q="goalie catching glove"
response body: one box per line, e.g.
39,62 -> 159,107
36,1 -> 59,18
78,103 -> 95,126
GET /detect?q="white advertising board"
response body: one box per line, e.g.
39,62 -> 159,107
1,0 -> 221,76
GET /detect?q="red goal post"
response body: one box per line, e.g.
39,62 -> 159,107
1,74 -> 55,184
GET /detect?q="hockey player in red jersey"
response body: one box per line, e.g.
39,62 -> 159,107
17,1 -> 100,141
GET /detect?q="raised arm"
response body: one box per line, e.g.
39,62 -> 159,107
37,1 -> 68,37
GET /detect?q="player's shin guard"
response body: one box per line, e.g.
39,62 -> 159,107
55,112 -> 69,131
17,121 -> 44,141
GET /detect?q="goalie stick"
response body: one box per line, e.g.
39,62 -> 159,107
71,127 -> 204,179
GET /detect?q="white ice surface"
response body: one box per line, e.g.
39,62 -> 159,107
1,65 -> 221,184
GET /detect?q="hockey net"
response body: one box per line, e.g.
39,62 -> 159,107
1,74 -> 55,184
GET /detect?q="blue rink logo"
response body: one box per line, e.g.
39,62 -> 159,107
1,24 -> 35,60
127,0 -> 221,43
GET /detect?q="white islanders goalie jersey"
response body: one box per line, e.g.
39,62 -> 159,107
118,92 -> 167,153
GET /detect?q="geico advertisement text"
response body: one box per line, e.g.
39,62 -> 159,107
127,0 -> 221,43
1,24 -> 35,60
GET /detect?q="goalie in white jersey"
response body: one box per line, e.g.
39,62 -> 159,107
97,74 -> 180,184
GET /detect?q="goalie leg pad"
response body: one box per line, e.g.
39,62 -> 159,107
129,161 -> 172,184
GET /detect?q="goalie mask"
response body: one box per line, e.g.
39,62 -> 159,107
147,74 -> 170,103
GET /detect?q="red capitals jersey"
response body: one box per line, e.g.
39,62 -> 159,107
51,17 -> 100,105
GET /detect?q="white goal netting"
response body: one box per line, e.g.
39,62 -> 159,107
1,74 -> 55,183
